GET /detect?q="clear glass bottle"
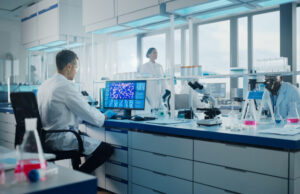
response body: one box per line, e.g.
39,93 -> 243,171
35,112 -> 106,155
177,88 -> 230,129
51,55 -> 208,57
243,101 -> 257,127
287,102 -> 300,124
15,118 -> 47,181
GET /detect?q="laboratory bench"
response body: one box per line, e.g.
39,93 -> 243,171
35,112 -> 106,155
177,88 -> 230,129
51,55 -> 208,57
2,105 -> 300,194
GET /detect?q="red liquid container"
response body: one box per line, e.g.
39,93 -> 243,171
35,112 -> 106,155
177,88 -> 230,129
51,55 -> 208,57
15,159 -> 47,177
243,120 -> 257,126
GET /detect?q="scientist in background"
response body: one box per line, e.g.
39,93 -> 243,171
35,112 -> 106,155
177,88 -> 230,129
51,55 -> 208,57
37,50 -> 116,174
264,75 -> 300,119
137,47 -> 167,111
30,65 -> 40,85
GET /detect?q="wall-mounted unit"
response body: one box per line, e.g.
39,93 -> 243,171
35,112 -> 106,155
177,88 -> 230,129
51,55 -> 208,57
256,0 -> 297,7
21,0 -> 85,49
118,2 -> 169,28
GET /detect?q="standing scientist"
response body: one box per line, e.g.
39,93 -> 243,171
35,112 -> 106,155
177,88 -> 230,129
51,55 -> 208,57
37,50 -> 116,174
137,48 -> 169,112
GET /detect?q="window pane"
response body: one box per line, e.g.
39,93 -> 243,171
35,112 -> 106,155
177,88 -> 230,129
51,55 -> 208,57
198,21 -> 230,74
175,29 -> 181,65
117,37 -> 137,73
142,34 -> 166,70
297,7 -> 300,84
238,17 -> 248,68
185,29 -> 190,66
253,11 -> 280,64
198,21 -> 230,98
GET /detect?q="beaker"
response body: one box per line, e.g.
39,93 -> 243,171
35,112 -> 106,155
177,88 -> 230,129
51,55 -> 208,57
287,102 -> 300,124
243,101 -> 258,127
15,118 -> 47,181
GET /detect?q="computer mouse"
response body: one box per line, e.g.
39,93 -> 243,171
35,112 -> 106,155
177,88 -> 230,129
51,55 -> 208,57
131,115 -> 145,121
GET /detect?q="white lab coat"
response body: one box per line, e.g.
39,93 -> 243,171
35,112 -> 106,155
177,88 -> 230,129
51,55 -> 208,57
266,82 -> 300,119
37,73 -> 105,155
137,61 -> 167,110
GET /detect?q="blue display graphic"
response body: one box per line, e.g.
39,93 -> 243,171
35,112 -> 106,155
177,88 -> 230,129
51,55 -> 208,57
104,80 -> 146,110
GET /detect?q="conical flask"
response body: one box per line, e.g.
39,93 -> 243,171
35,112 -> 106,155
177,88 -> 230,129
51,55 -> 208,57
287,102 -> 300,124
243,101 -> 257,126
15,118 -> 47,180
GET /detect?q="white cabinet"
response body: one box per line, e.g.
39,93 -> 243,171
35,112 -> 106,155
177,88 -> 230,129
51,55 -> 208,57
82,0 -> 115,26
117,0 -> 159,16
21,4 -> 38,45
21,0 -> 84,48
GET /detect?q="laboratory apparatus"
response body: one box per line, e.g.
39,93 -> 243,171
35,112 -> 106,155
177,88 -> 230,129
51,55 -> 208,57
188,81 -> 222,126
103,80 -> 147,119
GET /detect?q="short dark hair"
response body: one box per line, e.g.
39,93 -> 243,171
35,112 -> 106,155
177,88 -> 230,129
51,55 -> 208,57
146,47 -> 156,58
56,50 -> 78,71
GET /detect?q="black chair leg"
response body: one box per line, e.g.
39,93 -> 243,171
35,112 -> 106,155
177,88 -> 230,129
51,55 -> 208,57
71,156 -> 81,170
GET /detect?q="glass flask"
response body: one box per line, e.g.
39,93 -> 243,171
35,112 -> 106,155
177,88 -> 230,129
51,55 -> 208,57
243,101 -> 258,126
15,118 -> 47,181
287,102 -> 300,124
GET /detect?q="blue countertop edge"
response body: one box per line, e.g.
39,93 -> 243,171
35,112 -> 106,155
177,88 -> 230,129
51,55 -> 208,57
104,120 -> 300,151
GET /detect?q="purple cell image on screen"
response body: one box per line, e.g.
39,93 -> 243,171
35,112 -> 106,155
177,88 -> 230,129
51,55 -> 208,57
110,83 -> 135,100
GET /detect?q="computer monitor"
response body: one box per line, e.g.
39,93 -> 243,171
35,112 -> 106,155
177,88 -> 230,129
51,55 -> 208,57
205,83 -> 226,98
103,80 -> 146,118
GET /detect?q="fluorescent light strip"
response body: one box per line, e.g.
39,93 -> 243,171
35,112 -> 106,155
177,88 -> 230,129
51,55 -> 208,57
112,29 -> 145,37
258,0 -> 296,7
124,15 -> 169,27
196,6 -> 250,19
65,42 -> 83,49
143,19 -> 186,30
174,0 -> 232,16
29,46 -> 48,51
93,25 -> 127,34
43,47 -> 62,53
44,40 -> 66,47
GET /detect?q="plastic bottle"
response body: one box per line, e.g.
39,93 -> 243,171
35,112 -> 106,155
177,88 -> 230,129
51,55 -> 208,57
15,118 -> 47,181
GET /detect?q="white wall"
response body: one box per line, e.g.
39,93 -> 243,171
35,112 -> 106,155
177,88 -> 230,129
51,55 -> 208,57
0,18 -> 27,84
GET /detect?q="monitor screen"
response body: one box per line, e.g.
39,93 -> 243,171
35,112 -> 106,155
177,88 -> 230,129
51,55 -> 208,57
205,83 -> 226,98
103,80 -> 146,110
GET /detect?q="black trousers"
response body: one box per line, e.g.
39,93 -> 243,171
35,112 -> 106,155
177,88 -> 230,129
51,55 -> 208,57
78,142 -> 114,174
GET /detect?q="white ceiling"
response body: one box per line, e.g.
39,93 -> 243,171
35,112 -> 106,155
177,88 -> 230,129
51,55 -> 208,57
0,0 -> 40,20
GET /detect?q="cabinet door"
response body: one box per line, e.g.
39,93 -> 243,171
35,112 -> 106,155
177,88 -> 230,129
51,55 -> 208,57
82,0 -> 115,26
21,4 -> 38,44
37,0 -> 59,40
117,0 -> 159,16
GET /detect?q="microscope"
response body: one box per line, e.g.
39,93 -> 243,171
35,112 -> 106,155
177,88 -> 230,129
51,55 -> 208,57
188,81 -> 222,126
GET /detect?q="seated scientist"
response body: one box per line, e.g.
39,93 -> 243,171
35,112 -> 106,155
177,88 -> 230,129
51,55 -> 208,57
264,75 -> 300,119
37,50 -> 116,174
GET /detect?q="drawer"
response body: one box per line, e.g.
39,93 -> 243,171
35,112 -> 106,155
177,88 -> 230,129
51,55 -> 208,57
106,175 -> 128,194
85,125 -> 105,142
194,140 -> 288,178
129,131 -> 193,160
110,145 -> 128,164
132,184 -> 164,194
0,131 -> 15,144
130,149 -> 192,181
106,128 -> 128,147
194,183 -> 234,194
94,164 -> 106,188
0,122 -> 16,134
131,167 -> 193,194
0,140 -> 14,149
0,113 -> 16,124
194,161 -> 288,194
106,162 -> 128,181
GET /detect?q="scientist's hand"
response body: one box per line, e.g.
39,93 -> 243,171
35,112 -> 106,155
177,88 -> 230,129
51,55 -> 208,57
104,110 -> 117,120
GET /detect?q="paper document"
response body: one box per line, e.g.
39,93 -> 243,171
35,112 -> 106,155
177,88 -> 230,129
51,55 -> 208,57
259,126 -> 300,136
145,119 -> 189,125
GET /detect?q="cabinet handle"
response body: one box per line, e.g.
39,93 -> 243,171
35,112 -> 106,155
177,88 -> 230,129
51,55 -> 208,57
225,166 -> 247,173
152,152 -> 167,157
152,189 -> 165,194
152,171 -> 167,176
224,189 -> 240,194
